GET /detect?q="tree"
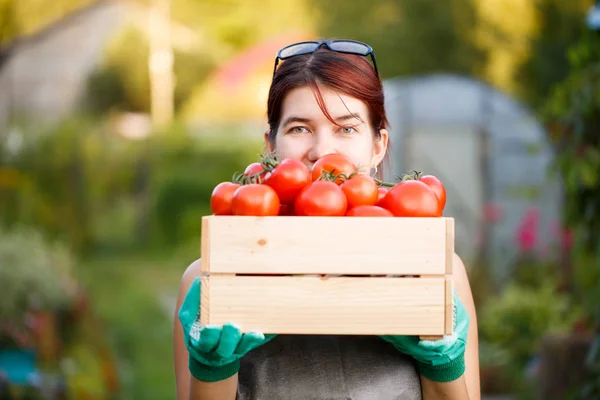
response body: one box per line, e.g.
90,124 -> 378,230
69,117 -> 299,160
85,0 -> 315,116
309,0 -> 488,79
514,0 -> 590,108
542,23 -> 600,400
0,0 -> 94,45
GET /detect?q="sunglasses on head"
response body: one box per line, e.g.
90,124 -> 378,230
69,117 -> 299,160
272,39 -> 379,78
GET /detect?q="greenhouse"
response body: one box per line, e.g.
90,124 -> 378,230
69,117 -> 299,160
383,74 -> 563,284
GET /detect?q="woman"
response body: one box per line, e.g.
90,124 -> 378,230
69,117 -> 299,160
173,39 -> 480,400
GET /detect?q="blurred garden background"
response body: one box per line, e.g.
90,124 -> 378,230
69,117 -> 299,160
1,0 -> 600,398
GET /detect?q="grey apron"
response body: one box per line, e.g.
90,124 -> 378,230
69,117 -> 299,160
237,334 -> 423,400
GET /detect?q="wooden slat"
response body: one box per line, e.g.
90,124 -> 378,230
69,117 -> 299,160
445,218 -> 455,274
419,279 -> 453,341
200,275 -> 210,325
419,335 -> 444,341
201,217 -> 210,273
201,216 -> 450,275
200,275 -> 446,335
445,276 -> 454,335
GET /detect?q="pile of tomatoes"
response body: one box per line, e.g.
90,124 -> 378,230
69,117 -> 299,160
210,154 -> 446,217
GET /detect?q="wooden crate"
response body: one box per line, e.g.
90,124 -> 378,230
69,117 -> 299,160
200,215 -> 455,338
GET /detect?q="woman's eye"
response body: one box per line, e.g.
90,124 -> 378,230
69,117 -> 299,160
290,126 -> 309,134
340,126 -> 356,134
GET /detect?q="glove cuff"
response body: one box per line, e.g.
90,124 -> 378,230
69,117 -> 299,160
189,356 -> 240,383
417,353 -> 465,383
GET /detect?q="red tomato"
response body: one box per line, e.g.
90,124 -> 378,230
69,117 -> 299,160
244,162 -> 263,175
376,187 -> 388,205
210,182 -> 241,215
265,159 -> 311,203
346,205 -> 394,217
294,181 -> 347,216
243,162 -> 265,183
380,181 -> 442,217
419,175 -> 447,211
311,154 -> 356,184
340,174 -> 378,209
231,184 -> 280,216
278,203 -> 295,216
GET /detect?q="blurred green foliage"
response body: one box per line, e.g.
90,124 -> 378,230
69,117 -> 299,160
475,253 -> 583,397
541,28 -> 600,399
479,276 -> 580,368
0,227 -> 76,334
308,0 -> 487,79
86,26 -> 153,114
0,119 -> 263,254
0,227 -> 123,398
86,24 -> 217,115
75,252 -> 183,399
0,118 -> 263,398
86,0 -> 315,116
514,0 -> 591,108
0,0 -> 93,44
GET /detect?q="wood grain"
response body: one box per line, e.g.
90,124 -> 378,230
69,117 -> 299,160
201,216 -> 451,275
200,275 -> 447,335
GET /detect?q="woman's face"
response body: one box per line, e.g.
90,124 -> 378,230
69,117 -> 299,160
265,85 -> 388,174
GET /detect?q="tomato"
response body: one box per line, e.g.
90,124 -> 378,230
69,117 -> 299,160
340,174 -> 378,209
278,203 -> 295,216
244,162 -> 263,175
380,180 -> 442,217
243,162 -> 266,183
311,154 -> 356,184
419,175 -> 447,211
346,205 -> 394,217
294,181 -> 347,216
376,187 -> 388,206
265,158 -> 311,203
231,184 -> 280,216
210,182 -> 241,215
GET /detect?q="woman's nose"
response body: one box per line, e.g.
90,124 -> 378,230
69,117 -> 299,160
307,134 -> 335,162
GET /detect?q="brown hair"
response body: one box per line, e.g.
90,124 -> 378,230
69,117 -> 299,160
266,45 -> 391,178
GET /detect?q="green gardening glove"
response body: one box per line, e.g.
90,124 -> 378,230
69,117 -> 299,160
178,277 -> 277,382
380,290 -> 470,382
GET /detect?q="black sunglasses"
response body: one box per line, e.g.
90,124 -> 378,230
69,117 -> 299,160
273,39 -> 379,78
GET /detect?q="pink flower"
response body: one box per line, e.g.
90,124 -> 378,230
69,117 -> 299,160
515,207 -> 540,252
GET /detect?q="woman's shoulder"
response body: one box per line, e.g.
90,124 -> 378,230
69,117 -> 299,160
175,258 -> 202,313
179,257 -> 202,288
182,257 -> 203,279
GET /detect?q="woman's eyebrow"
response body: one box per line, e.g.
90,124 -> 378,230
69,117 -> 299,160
282,116 -> 312,126
335,113 -> 364,123
282,113 -> 364,127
